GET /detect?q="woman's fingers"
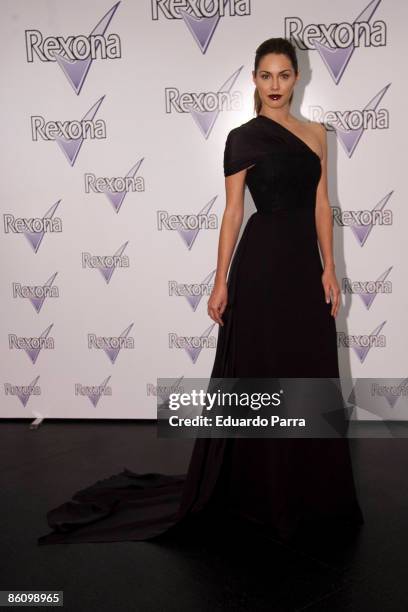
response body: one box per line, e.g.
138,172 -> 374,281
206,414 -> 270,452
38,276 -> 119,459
323,281 -> 340,317
331,287 -> 340,317
219,302 -> 227,316
208,308 -> 223,326
208,302 -> 225,326
335,290 -> 341,317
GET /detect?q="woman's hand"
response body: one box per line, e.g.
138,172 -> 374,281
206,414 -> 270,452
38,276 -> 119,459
207,281 -> 228,326
322,266 -> 340,317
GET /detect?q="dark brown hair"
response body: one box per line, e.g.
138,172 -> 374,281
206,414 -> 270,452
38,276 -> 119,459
253,38 -> 299,115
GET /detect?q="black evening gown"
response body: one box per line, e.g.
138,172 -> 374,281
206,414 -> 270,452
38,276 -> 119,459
38,114 -> 364,546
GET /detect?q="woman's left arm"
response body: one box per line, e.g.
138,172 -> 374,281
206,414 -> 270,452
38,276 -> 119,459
313,122 -> 340,318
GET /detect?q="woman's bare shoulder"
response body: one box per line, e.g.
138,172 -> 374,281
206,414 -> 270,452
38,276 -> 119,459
289,119 -> 325,160
308,120 -> 326,138
289,117 -> 324,139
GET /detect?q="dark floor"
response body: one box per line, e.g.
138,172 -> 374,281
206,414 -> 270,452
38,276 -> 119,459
1,420 -> 408,611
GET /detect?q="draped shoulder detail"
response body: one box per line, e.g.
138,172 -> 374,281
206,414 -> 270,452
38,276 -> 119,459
223,115 -> 321,179
223,122 -> 259,177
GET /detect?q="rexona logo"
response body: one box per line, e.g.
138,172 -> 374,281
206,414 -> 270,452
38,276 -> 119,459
82,241 -> 129,284
31,97 -> 106,166
285,0 -> 386,84
332,191 -> 393,247
75,376 -> 112,407
366,378 -> 408,410
310,84 -> 390,158
151,0 -> 250,53
169,323 -> 216,363
347,378 -> 408,415
3,200 -> 62,253
146,376 -> 185,400
25,2 -> 121,94
84,158 -> 145,213
4,376 -> 41,408
168,269 -> 216,311
12,272 -> 59,313
157,198 -> 218,249
342,266 -> 393,310
88,323 -> 134,364
165,66 -> 243,138
338,320 -> 386,364
9,324 -> 55,364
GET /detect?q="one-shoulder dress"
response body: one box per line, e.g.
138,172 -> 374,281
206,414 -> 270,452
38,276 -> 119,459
38,114 -> 364,546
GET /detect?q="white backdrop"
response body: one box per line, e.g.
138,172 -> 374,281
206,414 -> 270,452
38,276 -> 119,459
1,0 -> 407,419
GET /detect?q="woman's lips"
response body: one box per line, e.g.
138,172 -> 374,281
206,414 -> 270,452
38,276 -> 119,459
268,94 -> 282,100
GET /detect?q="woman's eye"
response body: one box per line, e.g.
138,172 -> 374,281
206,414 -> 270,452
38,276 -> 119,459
260,74 -> 289,80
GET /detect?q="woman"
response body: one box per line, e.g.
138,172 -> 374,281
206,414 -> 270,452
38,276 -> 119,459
38,38 -> 364,546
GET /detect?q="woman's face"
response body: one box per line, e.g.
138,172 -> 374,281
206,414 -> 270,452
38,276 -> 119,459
252,53 -> 299,110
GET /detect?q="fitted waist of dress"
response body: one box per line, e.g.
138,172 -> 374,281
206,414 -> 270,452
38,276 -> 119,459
254,207 -> 315,215
249,209 -> 318,241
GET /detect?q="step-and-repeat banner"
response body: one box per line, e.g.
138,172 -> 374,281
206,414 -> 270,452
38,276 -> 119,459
1,0 -> 406,419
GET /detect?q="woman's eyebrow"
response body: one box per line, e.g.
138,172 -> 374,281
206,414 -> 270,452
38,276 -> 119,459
259,69 -> 292,74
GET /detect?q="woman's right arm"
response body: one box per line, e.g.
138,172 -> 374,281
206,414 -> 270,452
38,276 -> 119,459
207,169 -> 247,326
